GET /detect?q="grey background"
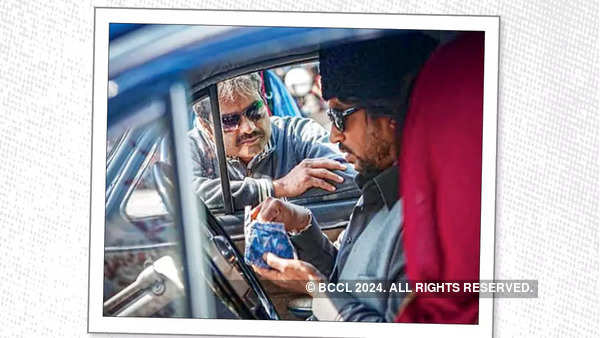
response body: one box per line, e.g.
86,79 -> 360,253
0,1 -> 598,337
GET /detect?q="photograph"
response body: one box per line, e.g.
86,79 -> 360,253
89,8 -> 499,337
2,1 -> 597,337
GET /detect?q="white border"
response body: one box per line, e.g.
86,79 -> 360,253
89,8 -> 499,338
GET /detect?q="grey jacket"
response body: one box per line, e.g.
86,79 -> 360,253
188,116 -> 358,210
290,165 -> 405,322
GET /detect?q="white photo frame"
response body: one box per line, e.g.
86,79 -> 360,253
89,8 -> 499,338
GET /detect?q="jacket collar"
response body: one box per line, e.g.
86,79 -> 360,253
355,164 -> 399,210
244,137 -> 275,169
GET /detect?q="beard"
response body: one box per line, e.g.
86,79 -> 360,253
339,128 -> 393,175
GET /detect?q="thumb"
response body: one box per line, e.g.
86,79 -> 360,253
263,252 -> 287,272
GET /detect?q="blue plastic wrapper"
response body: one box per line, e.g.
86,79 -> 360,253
244,221 -> 296,269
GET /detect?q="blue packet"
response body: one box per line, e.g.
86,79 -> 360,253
244,207 -> 296,269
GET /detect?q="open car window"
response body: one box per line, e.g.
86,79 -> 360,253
189,61 -> 360,217
273,61 -> 330,129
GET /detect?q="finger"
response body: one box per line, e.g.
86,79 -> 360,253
308,177 -> 336,192
305,158 -> 347,171
308,168 -> 344,183
257,198 -> 280,222
250,197 -> 273,220
253,265 -> 280,279
250,205 -> 261,220
250,204 -> 263,221
256,197 -> 281,222
252,265 -> 271,275
252,265 -> 264,274
263,252 -> 291,272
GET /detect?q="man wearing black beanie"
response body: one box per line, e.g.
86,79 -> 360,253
251,32 -> 437,322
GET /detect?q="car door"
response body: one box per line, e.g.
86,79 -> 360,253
104,98 -> 191,317
104,79 -> 283,320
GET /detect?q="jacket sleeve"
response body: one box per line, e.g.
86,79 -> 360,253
189,135 -> 273,209
289,216 -> 337,278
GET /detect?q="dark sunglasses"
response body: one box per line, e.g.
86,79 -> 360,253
220,100 -> 265,132
326,106 -> 359,132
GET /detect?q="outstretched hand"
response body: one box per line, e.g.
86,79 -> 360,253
272,158 -> 346,198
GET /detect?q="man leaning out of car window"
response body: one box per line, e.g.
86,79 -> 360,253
251,33 -> 438,322
188,72 -> 357,210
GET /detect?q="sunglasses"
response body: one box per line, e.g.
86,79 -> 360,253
220,100 -> 265,132
326,106 -> 359,132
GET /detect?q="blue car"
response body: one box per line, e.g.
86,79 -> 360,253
102,24 -> 439,320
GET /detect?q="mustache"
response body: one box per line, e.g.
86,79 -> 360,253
338,143 -> 354,155
236,131 -> 263,145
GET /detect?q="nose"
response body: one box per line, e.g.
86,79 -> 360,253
238,115 -> 256,134
329,123 -> 344,144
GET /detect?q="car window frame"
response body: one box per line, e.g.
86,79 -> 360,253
189,89 -> 236,214
120,135 -> 169,220
106,129 -> 129,164
206,85 -> 236,214
109,119 -> 169,221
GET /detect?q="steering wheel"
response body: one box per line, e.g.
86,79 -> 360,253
151,137 -> 278,319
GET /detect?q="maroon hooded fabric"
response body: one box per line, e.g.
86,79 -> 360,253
395,32 -> 484,324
